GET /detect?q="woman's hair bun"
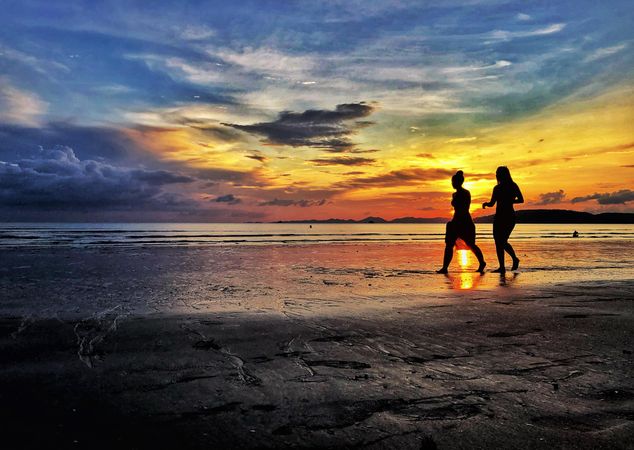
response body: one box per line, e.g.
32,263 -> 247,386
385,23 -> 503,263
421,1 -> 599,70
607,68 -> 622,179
451,170 -> 464,186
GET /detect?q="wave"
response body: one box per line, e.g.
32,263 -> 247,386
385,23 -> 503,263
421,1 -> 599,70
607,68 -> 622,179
0,223 -> 631,248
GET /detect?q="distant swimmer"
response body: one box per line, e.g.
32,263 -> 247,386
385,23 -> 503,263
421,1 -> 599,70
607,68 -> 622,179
573,230 -> 579,238
483,166 -> 524,273
437,170 -> 486,274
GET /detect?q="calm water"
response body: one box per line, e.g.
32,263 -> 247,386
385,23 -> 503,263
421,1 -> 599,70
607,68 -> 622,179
0,223 -> 632,247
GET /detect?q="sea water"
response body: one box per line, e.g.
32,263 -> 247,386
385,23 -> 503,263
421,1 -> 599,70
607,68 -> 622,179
0,223 -> 632,247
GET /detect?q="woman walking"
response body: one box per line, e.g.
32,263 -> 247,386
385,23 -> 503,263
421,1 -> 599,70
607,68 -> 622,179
437,170 -> 486,274
482,166 -> 524,273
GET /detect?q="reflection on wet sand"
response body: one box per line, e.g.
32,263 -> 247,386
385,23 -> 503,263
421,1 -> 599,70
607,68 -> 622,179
443,249 -> 480,290
445,271 -> 483,290
498,272 -> 519,287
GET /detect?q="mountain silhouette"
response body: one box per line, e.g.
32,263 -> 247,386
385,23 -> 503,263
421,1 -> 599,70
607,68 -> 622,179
275,210 -> 634,224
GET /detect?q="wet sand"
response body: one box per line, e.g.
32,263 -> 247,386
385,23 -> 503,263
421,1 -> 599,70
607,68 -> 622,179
1,244 -> 633,449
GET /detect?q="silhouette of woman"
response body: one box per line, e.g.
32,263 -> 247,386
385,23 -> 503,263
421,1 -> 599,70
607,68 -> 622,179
437,171 -> 486,274
482,166 -> 524,273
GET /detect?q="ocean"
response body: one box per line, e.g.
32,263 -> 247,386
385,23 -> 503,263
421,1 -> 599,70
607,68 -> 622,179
0,223 -> 632,247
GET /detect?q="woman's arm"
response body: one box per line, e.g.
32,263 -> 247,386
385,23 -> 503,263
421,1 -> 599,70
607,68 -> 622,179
482,188 -> 496,209
513,184 -> 524,204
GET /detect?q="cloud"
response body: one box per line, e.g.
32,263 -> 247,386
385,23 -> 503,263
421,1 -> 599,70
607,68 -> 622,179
177,24 -> 216,41
216,47 -> 315,78
309,156 -> 375,166
0,44 -> 69,75
92,84 -> 135,95
441,60 -> 511,74
0,78 -> 47,126
571,189 -> 634,205
195,167 -> 265,186
535,189 -> 565,205
245,154 -> 268,163
584,44 -> 627,63
516,13 -> 531,21
124,104 -> 259,137
0,122 -> 146,162
223,102 -> 376,152
214,194 -> 241,205
341,167 -> 459,188
259,198 -> 327,207
130,169 -> 193,184
487,23 -> 566,41
0,146 -> 195,209
445,137 -> 477,144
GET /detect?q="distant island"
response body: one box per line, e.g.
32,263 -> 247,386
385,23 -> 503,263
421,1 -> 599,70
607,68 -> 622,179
274,209 -> 634,224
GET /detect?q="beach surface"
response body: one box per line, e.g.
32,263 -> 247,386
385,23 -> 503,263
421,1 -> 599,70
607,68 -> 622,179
1,241 -> 633,449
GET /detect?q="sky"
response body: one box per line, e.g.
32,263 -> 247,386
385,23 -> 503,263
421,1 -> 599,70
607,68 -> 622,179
0,0 -> 632,222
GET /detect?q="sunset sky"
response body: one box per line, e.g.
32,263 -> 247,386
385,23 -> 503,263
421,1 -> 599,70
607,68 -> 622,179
0,0 -> 632,221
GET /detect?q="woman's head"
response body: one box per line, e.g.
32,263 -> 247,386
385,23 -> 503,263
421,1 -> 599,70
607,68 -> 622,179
451,170 -> 464,189
496,166 -> 512,184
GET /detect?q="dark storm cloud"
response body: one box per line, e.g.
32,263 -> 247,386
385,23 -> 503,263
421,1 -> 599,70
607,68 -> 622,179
223,102 -> 375,152
194,167 -> 264,186
214,194 -> 241,205
0,146 -> 194,209
535,189 -> 566,205
571,189 -> 634,205
0,122 -> 142,161
259,198 -> 327,207
130,169 -> 193,184
309,156 -> 375,166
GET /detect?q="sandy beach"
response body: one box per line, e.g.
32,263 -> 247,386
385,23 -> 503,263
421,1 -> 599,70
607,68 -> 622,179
1,242 -> 633,449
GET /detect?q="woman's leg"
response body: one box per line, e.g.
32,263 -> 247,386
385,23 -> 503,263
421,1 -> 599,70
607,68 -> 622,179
438,244 -> 453,273
505,243 -> 520,270
493,220 -> 507,272
465,222 -> 486,272
502,221 -> 519,270
470,244 -> 486,272
438,222 -> 456,273
463,233 -> 486,273
494,240 -> 506,272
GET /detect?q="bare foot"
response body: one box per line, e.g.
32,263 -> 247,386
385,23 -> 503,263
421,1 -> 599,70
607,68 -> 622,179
436,268 -> 448,274
491,267 -> 506,274
511,258 -> 520,271
476,262 -> 486,273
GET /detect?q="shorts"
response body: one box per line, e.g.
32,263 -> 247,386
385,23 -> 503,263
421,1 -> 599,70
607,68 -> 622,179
493,215 -> 516,243
445,219 -> 476,247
